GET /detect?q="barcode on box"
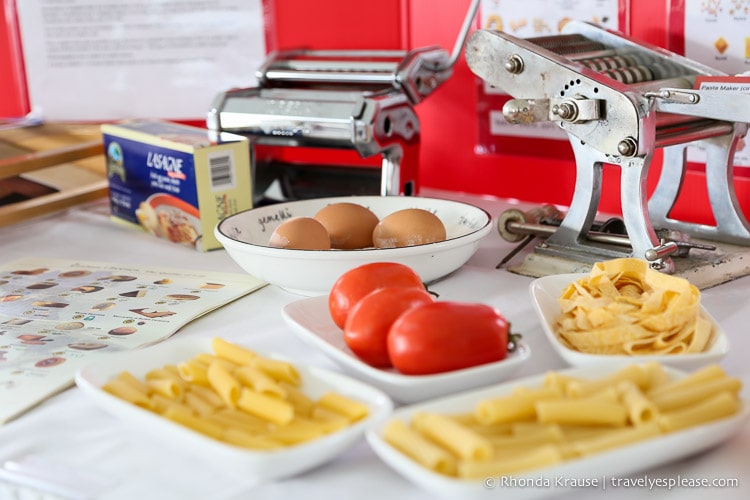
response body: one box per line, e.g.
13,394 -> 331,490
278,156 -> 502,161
207,151 -> 236,191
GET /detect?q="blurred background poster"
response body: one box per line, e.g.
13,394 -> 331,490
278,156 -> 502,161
681,0 -> 750,166
16,0 -> 265,122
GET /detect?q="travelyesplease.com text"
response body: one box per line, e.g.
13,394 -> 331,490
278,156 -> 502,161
484,474 -> 739,491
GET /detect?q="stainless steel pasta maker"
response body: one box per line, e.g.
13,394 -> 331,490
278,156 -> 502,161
466,21 -> 750,287
207,0 -> 479,201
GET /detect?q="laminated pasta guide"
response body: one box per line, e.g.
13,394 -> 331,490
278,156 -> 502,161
0,257 -> 266,424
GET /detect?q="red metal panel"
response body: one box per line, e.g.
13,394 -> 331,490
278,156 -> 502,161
262,0 -> 407,51
0,0 -> 29,118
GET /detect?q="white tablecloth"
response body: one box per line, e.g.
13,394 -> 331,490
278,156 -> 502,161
0,190 -> 748,500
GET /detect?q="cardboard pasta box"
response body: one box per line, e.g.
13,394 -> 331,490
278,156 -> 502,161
101,120 -> 252,251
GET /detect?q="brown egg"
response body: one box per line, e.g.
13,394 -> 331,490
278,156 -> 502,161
372,208 -> 447,248
314,202 -> 380,249
269,217 -> 331,250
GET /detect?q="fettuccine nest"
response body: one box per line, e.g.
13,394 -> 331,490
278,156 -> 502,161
554,258 -> 713,355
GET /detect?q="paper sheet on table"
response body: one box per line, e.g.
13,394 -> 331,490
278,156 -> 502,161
15,0 -> 266,121
0,390 -> 261,500
0,257 -> 266,425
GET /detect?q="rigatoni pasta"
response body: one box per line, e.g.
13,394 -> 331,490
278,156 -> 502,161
250,357 -> 301,386
382,420 -> 457,475
381,363 -> 743,479
657,391 -> 739,432
475,386 -> 561,425
177,359 -> 210,386
207,361 -> 241,408
457,444 -> 562,478
648,376 -> 742,412
235,365 -> 287,399
316,392 -> 369,423
535,398 -> 628,427
102,378 -> 152,409
212,337 -> 257,365
566,422 -> 661,457
237,388 -> 294,425
616,380 -> 659,425
411,411 -> 492,461
103,337 -> 370,450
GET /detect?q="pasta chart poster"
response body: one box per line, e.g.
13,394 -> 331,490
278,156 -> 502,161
681,0 -> 750,166
0,257 -> 266,424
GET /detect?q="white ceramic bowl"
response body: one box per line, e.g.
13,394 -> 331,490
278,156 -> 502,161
214,196 -> 492,296
282,295 -> 530,404
529,273 -> 730,371
74,337 -> 393,482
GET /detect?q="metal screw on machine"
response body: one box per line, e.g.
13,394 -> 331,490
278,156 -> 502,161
504,54 -> 524,74
617,137 -> 638,157
551,101 -> 578,121
424,75 -> 439,90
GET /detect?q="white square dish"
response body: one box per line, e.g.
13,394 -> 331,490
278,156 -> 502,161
281,295 -> 531,404
74,336 -> 393,482
366,365 -> 749,500
529,273 -> 730,371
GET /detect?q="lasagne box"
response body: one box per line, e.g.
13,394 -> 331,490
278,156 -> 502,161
101,120 -> 252,251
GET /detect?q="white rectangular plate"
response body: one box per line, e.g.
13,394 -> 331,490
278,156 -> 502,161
75,336 -> 393,481
366,365 -> 749,500
282,295 -> 530,404
530,273 -> 729,370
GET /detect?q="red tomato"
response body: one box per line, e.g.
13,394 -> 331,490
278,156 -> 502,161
343,287 -> 434,367
388,301 -> 510,375
328,262 -> 425,329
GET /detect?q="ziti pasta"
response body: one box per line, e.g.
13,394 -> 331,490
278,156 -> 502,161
554,258 -> 713,355
101,337 -> 369,450
381,363 -> 743,479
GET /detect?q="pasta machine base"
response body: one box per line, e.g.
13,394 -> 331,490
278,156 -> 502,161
508,240 -> 750,290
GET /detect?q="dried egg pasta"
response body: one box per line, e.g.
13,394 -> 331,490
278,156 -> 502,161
554,258 -> 712,355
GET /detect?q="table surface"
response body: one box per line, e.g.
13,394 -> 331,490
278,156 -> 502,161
0,189 -> 748,500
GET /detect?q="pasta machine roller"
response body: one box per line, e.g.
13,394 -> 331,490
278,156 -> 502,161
465,21 -> 750,275
207,0 -> 479,199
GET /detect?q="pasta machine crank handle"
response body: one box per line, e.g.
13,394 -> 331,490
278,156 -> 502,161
503,96 -> 604,124
439,0 -> 481,71
496,234 -> 536,269
496,204 -> 564,242
495,205 -> 563,268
